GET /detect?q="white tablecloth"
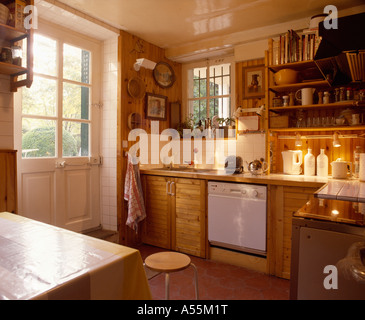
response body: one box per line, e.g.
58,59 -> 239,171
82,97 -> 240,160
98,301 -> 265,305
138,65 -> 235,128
0,212 -> 151,300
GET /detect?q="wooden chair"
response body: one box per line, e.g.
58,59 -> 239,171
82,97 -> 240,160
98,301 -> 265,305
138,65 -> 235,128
144,251 -> 199,300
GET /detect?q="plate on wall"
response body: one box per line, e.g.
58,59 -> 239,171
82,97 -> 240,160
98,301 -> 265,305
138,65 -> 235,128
153,61 -> 175,88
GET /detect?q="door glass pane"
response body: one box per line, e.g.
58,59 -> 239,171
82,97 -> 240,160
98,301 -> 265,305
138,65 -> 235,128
63,122 -> 89,157
22,119 -> 57,158
63,83 -> 90,120
22,76 -> 57,116
63,44 -> 91,84
33,34 -> 57,76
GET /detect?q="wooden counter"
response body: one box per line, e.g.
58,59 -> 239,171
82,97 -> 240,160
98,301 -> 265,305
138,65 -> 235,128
140,167 -> 327,189
140,167 -> 327,279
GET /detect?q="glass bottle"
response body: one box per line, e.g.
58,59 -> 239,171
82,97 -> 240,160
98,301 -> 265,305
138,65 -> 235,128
354,146 -> 364,178
304,149 -> 315,176
317,149 -> 328,177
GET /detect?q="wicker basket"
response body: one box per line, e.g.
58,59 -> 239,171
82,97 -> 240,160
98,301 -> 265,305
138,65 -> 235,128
0,4 -> 9,25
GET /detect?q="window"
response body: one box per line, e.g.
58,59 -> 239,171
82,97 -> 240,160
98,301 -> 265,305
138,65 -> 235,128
185,57 -> 234,125
21,33 -> 92,158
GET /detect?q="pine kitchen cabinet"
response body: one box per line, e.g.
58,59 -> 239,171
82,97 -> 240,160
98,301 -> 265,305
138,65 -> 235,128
141,174 -> 206,258
0,150 -> 17,213
268,184 -> 318,279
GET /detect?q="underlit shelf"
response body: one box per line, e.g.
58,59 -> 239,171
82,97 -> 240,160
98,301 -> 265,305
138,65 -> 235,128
269,126 -> 365,132
269,101 -> 365,112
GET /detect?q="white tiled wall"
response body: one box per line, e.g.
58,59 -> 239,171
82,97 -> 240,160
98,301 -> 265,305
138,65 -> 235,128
236,133 -> 266,164
100,36 -> 118,231
0,75 -> 14,149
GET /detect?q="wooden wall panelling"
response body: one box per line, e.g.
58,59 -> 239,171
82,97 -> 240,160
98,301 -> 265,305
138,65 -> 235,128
272,130 -> 365,174
117,31 -> 182,245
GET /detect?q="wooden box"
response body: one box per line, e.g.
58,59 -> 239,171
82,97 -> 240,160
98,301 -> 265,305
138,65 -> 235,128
270,115 -> 289,128
7,0 -> 27,30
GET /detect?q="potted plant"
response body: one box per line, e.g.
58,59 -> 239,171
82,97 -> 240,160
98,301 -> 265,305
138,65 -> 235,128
216,117 -> 235,137
177,114 -> 194,137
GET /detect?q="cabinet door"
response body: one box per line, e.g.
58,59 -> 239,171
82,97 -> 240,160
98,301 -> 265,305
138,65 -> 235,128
172,178 -> 206,258
0,151 -> 17,214
268,185 -> 318,279
142,175 -> 171,249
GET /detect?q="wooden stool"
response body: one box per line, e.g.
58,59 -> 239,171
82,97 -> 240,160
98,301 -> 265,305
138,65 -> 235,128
145,252 -> 199,300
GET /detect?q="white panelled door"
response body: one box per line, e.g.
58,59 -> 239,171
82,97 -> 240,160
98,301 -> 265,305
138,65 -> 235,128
14,21 -> 102,232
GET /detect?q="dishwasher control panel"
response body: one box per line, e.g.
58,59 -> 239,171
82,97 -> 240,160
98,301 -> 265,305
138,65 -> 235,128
208,182 -> 267,200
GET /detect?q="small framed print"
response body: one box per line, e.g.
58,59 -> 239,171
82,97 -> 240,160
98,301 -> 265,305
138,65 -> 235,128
243,65 -> 265,98
145,93 -> 167,121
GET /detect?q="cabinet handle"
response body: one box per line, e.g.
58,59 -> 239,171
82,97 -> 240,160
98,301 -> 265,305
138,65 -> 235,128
166,181 -> 171,195
170,182 -> 175,196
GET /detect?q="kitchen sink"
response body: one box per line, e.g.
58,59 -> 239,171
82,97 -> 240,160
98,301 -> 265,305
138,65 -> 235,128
150,167 -> 217,173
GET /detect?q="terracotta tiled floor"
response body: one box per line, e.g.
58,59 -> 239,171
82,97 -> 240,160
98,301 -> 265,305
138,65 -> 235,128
136,244 -> 290,300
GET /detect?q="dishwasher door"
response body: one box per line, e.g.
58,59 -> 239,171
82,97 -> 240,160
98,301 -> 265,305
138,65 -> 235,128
208,183 -> 267,256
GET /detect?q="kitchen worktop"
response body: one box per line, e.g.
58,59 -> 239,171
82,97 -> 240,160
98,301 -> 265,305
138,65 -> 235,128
295,197 -> 365,227
140,167 -> 328,188
315,180 -> 365,203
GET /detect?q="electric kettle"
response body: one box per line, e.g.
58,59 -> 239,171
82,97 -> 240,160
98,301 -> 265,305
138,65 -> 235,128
282,150 -> 302,175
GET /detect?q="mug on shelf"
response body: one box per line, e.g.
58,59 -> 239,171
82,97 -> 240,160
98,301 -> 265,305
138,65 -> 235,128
295,88 -> 316,106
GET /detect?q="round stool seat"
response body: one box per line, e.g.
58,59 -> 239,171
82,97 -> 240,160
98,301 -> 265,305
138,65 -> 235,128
145,252 -> 191,273
144,251 -> 199,300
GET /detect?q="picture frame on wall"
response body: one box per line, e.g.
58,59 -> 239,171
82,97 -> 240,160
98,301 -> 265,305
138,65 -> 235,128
242,65 -> 265,98
145,93 -> 167,120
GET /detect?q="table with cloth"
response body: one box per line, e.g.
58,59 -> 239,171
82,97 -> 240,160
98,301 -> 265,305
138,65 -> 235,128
0,212 -> 151,300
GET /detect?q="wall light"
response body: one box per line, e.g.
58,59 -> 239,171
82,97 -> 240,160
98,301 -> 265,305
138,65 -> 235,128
333,132 -> 341,148
295,133 -> 302,147
256,105 -> 265,117
134,58 -> 157,71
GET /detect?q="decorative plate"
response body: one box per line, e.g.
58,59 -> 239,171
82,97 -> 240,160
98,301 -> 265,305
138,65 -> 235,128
153,61 -> 175,88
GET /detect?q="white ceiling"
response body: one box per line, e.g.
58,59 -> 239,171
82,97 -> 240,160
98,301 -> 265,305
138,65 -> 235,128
38,0 -> 364,61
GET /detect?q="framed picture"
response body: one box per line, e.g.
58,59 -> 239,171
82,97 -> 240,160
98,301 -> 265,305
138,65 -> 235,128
170,101 -> 181,129
145,93 -> 167,120
243,65 -> 265,98
153,62 -> 175,88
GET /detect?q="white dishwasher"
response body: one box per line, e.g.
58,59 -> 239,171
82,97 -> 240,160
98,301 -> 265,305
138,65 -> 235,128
208,181 -> 267,256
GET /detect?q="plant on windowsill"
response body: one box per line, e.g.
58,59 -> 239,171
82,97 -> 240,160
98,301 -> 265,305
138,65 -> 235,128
176,114 -> 194,138
216,117 -> 236,138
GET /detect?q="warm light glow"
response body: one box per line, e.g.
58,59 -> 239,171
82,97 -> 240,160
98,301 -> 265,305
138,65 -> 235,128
331,209 -> 340,216
295,133 -> 302,147
333,133 -> 341,148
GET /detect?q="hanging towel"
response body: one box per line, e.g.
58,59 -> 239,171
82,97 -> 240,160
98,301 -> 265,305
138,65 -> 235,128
124,154 -> 146,232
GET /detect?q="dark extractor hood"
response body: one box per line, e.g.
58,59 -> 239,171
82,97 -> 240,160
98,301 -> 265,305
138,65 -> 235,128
314,12 -> 365,86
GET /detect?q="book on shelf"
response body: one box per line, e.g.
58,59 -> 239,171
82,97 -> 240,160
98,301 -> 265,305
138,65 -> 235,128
270,29 -> 322,66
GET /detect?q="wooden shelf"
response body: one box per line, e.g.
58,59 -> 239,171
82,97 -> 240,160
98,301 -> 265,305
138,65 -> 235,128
269,100 -> 365,112
0,0 -> 33,92
269,80 -> 330,93
0,22 -> 28,41
0,61 -> 27,75
268,60 -> 318,72
269,126 -> 365,132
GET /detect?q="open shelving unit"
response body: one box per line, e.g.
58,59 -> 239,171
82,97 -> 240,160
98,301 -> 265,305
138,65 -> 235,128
264,39 -> 365,175
0,0 -> 33,92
